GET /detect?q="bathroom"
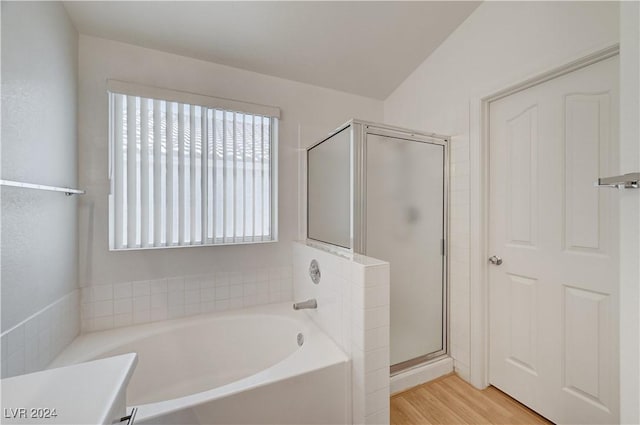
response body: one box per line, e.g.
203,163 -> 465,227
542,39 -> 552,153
1,1 -> 639,424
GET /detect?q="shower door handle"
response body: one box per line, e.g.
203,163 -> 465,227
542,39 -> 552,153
488,255 -> 503,266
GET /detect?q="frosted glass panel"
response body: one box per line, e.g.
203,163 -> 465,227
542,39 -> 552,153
365,134 -> 445,365
307,127 -> 351,248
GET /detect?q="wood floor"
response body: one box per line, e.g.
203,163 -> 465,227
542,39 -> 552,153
390,374 -> 553,425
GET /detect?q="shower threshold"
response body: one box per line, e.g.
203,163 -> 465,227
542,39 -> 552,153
390,355 -> 454,394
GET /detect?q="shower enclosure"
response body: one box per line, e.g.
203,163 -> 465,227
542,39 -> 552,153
307,120 -> 448,373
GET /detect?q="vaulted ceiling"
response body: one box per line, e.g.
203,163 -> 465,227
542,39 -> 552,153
64,1 -> 480,99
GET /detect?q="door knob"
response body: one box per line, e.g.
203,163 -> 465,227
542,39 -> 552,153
489,255 -> 503,265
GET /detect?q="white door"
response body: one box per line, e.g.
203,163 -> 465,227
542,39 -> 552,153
489,56 -> 619,425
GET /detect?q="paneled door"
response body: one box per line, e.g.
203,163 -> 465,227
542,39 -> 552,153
488,56 -> 619,424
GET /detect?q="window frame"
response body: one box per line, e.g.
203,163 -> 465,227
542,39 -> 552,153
107,80 -> 279,251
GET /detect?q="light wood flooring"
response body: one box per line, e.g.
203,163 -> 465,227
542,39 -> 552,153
391,374 -> 553,425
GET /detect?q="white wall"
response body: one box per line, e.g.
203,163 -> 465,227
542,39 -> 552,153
619,2 -> 640,422
1,1 -> 80,377
383,1 -> 620,380
77,36 -> 382,328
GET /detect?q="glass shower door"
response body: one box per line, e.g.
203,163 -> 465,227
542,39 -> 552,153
364,134 -> 445,370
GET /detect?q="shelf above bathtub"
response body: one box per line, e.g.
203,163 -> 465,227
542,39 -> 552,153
1,353 -> 137,425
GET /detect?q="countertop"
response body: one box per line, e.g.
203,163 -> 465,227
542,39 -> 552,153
1,353 -> 137,425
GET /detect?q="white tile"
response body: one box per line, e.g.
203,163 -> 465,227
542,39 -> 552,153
80,287 -> 92,303
92,284 -> 113,301
243,282 -> 257,296
365,367 -> 389,394
168,291 -> 185,307
168,305 -> 185,319
215,300 -> 230,312
256,282 -> 269,294
256,269 -> 269,283
365,347 -> 390,373
229,285 -> 243,298
200,275 -> 216,289
365,408 -> 390,425
185,303 -> 201,316
281,277 -> 293,291
132,281 -> 151,297
255,292 -> 269,305
215,286 -> 230,300
93,316 -> 114,331
364,265 -> 390,287
216,272 -> 230,286
167,277 -> 184,292
150,279 -> 168,294
201,288 -> 216,302
201,301 -> 216,313
228,272 -> 242,285
229,297 -> 243,310
269,280 -> 281,293
185,289 -> 200,305
365,284 -> 390,308
364,326 -> 389,352
269,267 -> 282,280
150,308 -> 168,322
364,306 -> 390,330
184,276 -> 201,291
132,295 -> 150,311
113,313 -> 133,328
81,319 -> 93,333
244,295 -> 258,307
365,387 -> 389,416
269,291 -> 281,303
93,300 -> 113,317
113,282 -> 133,299
243,270 -> 258,283
133,309 -> 150,324
151,293 -> 168,309
114,298 -> 132,315
279,289 -> 293,301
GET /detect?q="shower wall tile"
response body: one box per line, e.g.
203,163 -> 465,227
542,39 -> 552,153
79,266 -> 293,332
293,241 -> 390,425
0,290 -> 80,378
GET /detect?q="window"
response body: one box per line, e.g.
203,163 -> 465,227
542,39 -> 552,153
108,81 -> 279,250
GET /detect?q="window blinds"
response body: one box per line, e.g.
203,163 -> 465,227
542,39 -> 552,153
108,90 -> 277,250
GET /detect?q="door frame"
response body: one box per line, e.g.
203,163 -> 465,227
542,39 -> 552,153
467,43 -> 620,389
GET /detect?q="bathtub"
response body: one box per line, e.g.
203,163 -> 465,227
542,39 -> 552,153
50,303 -> 350,424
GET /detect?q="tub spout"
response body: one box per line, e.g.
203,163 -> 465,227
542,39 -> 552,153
293,299 -> 317,310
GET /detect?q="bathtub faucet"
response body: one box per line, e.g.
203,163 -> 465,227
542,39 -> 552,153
293,299 -> 317,310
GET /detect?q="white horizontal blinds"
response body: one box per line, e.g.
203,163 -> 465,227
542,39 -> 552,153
109,91 -> 275,249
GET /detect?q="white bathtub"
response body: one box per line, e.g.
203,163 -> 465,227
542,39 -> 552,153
50,303 -> 350,424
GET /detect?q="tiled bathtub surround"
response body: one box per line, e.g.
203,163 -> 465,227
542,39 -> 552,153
0,290 -> 80,378
293,242 -> 390,425
80,266 -> 293,332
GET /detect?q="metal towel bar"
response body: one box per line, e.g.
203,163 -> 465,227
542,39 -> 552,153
0,179 -> 85,196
